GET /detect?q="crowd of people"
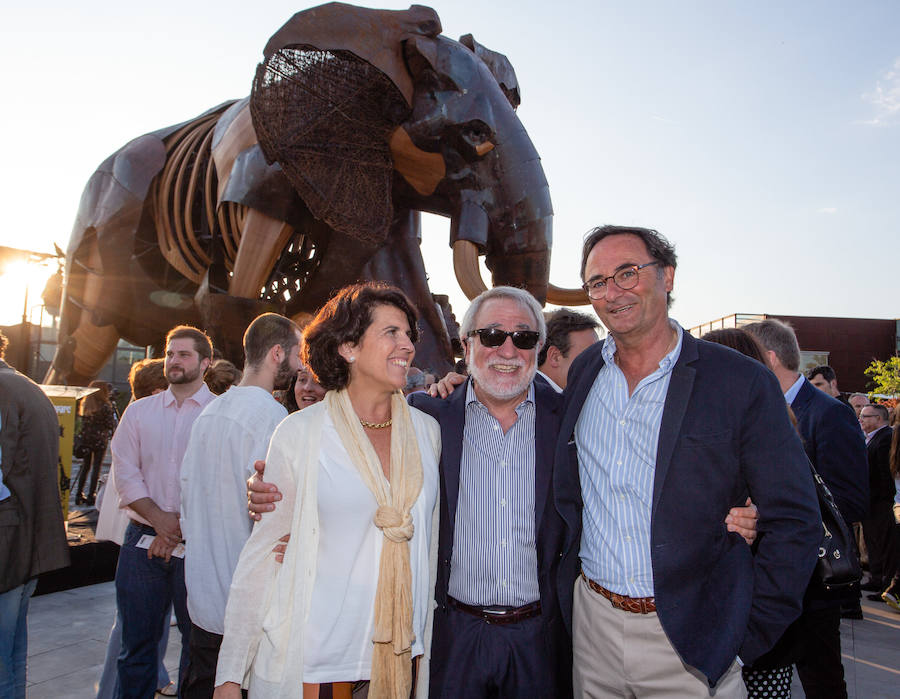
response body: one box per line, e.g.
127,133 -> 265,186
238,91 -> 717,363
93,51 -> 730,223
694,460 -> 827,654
0,224 -> 898,699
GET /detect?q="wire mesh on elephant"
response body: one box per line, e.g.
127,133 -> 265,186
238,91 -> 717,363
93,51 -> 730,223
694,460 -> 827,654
251,46 -> 411,247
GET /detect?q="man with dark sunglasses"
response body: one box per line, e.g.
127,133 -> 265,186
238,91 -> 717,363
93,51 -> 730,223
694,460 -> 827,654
407,285 -> 573,697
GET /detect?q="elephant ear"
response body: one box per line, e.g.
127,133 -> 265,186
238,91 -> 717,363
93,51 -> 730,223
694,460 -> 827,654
460,34 -> 520,109
251,46 -> 409,245
250,4 -> 442,245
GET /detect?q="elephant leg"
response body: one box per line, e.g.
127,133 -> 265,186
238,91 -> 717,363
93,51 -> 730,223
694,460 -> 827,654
228,209 -> 295,298
46,234 -> 122,385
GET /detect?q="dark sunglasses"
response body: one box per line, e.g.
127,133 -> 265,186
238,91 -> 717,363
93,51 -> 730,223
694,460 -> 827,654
467,328 -> 541,350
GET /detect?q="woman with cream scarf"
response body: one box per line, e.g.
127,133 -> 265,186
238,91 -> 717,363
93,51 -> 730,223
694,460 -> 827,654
214,283 -> 440,699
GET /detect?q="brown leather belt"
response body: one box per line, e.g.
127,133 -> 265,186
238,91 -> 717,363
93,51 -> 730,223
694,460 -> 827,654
581,572 -> 656,614
447,596 -> 542,625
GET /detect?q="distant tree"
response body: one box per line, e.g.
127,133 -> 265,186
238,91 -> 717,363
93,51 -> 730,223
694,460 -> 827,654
864,356 -> 900,396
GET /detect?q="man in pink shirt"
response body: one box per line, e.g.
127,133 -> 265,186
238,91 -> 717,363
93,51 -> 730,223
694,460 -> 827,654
112,325 -> 216,698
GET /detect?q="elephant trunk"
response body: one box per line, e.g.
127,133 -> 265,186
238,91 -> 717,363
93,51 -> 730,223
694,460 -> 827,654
484,216 -> 552,304
451,118 -> 554,304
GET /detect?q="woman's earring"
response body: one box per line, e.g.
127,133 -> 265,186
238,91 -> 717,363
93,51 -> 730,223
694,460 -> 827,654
348,356 -> 356,363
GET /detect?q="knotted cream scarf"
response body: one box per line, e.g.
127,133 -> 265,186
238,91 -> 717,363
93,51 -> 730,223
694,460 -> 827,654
325,389 -> 423,699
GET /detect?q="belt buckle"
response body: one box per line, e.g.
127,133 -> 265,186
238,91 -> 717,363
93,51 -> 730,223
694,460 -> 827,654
482,606 -> 510,616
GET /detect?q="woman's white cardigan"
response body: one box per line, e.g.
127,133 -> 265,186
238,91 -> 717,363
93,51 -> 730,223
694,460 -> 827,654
215,400 -> 441,698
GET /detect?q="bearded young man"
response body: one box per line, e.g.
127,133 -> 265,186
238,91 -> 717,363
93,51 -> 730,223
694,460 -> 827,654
112,325 -> 215,699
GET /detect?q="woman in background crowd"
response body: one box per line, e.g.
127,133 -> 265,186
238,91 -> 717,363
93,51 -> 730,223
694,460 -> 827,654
205,359 -> 242,395
215,283 -> 440,699
74,380 -> 118,506
282,363 -> 326,413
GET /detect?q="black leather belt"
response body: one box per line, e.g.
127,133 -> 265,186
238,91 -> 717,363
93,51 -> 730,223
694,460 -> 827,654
447,596 -> 542,625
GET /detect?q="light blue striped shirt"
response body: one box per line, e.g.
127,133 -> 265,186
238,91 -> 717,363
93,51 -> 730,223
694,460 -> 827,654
449,380 -> 539,606
575,324 -> 683,598
784,373 -> 804,405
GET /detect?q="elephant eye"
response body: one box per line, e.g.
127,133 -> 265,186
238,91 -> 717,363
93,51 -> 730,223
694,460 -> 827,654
460,120 -> 492,145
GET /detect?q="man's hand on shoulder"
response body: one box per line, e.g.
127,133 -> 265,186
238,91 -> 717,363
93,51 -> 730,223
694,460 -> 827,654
247,459 -> 290,561
427,371 -> 466,398
247,459 -> 281,521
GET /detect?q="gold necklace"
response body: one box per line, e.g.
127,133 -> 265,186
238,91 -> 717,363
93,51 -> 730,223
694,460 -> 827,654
360,417 -> 392,429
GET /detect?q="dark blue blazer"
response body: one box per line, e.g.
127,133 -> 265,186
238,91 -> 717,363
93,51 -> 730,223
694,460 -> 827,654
866,426 -> 895,506
410,379 -> 572,696
790,378 -> 868,523
554,332 -> 821,686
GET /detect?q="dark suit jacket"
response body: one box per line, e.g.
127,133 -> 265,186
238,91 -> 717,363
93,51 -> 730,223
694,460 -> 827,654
866,426 -> 896,508
790,378 -> 868,523
554,333 -> 821,686
409,379 -> 572,696
0,361 -> 70,594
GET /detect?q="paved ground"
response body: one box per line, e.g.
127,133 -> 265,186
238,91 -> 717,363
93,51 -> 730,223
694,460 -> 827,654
26,581 -> 181,698
24,580 -> 900,698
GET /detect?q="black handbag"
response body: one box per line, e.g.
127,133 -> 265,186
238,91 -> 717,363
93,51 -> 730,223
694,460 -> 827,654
809,463 -> 861,592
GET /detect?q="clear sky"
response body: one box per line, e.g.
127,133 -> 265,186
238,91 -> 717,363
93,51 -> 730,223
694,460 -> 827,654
1,0 -> 897,332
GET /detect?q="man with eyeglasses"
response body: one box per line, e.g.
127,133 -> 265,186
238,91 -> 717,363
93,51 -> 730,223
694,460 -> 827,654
556,225 -> 820,696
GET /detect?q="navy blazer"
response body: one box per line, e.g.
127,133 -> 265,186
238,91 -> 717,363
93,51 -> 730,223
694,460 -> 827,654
410,379 -> 572,696
865,426 -> 895,507
790,378 -> 868,523
554,332 -> 821,686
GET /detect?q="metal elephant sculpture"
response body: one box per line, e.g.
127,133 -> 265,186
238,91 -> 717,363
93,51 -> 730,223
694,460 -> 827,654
47,2 -> 586,385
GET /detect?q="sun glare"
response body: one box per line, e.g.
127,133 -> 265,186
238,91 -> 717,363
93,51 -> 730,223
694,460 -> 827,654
0,261 -> 55,327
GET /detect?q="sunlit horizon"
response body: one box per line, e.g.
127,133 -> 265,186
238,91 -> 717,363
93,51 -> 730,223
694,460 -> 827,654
0,261 -> 58,328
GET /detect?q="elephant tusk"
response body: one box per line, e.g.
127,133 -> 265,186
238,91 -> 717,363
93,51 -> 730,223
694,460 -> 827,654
546,283 -> 590,306
453,239 -> 489,300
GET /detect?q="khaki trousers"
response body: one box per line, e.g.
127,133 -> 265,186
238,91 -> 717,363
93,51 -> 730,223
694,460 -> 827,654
573,575 -> 746,698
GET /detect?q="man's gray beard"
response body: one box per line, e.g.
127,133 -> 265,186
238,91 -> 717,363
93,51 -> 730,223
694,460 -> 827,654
468,361 -> 536,401
273,356 -> 294,391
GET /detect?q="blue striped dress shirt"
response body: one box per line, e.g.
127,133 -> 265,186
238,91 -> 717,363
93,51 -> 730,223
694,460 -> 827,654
575,324 -> 683,598
449,380 -> 539,606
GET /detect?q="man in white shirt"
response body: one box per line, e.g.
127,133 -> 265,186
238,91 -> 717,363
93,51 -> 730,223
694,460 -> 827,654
180,313 -> 301,698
